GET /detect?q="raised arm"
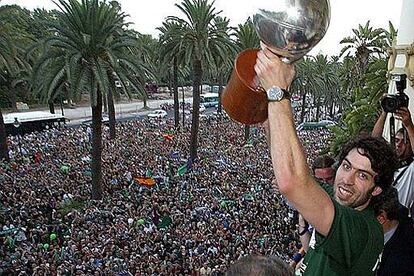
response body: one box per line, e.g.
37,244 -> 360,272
396,107 -> 414,154
372,111 -> 387,138
255,47 -> 334,236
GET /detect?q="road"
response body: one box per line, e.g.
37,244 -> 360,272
62,97 -> 194,126
61,96 -> 221,127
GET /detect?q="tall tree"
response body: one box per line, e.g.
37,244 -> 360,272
158,20 -> 187,128
33,0 -> 146,199
0,5 -> 32,161
339,21 -> 387,78
330,22 -> 397,155
167,0 -> 234,160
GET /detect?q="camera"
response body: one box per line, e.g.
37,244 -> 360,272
381,74 -> 409,113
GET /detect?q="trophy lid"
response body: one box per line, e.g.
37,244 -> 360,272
253,0 -> 330,62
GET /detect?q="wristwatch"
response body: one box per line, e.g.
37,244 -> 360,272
266,85 -> 290,101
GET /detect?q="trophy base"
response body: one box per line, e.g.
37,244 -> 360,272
222,49 -> 268,125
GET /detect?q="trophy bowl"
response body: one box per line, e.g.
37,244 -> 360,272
221,0 -> 330,125
253,0 -> 331,62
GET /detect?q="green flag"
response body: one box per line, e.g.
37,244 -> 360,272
243,193 -> 254,201
60,165 -> 70,174
145,169 -> 153,177
157,216 -> 172,229
243,139 -> 253,148
177,164 -> 187,176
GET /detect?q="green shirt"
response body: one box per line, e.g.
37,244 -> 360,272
296,183 -> 383,276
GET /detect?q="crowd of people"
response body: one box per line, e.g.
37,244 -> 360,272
0,113 -> 333,275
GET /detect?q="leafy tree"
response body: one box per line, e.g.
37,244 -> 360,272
33,0 -> 147,199
340,20 -> 387,76
166,0 -> 234,160
330,22 -> 397,155
158,20 -> 187,127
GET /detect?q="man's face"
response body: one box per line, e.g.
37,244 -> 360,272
395,132 -> 412,159
334,148 -> 381,210
314,167 -> 335,184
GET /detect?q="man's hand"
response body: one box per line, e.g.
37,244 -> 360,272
254,47 -> 295,91
395,107 -> 414,128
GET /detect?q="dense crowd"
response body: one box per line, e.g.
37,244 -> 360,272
0,114 -> 332,275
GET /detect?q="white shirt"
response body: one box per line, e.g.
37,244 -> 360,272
394,161 -> 414,209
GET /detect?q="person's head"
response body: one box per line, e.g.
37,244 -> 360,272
226,255 -> 294,276
312,155 -> 335,184
372,187 -> 400,226
334,135 -> 398,210
395,128 -> 412,160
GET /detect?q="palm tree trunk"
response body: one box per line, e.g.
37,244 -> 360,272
300,92 -> 307,123
9,89 -> 17,111
173,57 -> 179,128
315,96 -> 321,121
218,73 -> 223,113
190,59 -> 202,160
0,108 -> 9,161
143,93 -> 148,109
244,125 -> 250,143
48,100 -> 55,114
108,87 -> 116,139
329,102 -> 334,118
103,93 -> 108,114
168,70 -> 173,97
91,89 -> 103,200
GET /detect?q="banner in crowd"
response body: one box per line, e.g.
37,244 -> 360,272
162,134 -> 174,141
157,215 -> 172,229
134,176 -> 156,187
177,158 -> 193,176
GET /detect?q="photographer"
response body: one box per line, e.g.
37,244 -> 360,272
372,101 -> 414,213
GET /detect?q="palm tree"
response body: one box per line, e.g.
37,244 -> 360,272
33,0 -> 146,199
167,0 -> 234,160
339,21 -> 387,77
210,16 -> 235,114
329,22 -> 397,155
0,38 -> 15,160
312,54 -> 339,121
158,20 -> 187,128
291,57 -> 318,122
0,6 -> 31,161
134,33 -> 159,108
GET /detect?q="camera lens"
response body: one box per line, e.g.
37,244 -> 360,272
381,96 -> 398,113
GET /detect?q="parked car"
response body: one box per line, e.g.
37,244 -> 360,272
81,115 -> 109,126
147,109 -> 167,119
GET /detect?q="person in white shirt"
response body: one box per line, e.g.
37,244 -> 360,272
372,107 -> 414,213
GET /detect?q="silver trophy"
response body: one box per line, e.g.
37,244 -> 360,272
222,0 -> 330,125
253,0 -> 331,62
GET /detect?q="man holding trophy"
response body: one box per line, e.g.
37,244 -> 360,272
255,41 -> 396,276
222,0 -> 398,274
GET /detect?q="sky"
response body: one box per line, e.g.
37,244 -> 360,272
2,0 -> 404,57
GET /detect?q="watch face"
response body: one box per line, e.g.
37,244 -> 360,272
268,86 -> 283,101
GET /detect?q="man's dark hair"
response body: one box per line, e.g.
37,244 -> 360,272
337,135 -> 398,191
396,127 -> 407,137
372,187 -> 400,221
396,127 -> 411,147
312,155 -> 335,171
226,255 -> 294,276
